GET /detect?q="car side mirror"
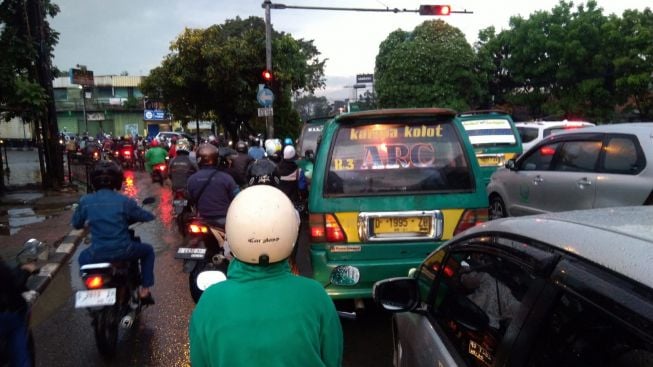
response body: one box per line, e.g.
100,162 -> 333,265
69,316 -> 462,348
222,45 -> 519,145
372,277 -> 419,312
505,159 -> 516,170
305,149 -> 315,162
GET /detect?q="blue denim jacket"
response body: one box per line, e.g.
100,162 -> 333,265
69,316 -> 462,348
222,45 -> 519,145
72,189 -> 155,256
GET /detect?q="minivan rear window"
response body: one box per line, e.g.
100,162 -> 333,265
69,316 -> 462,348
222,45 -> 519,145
461,118 -> 518,147
298,124 -> 323,156
325,119 -> 473,196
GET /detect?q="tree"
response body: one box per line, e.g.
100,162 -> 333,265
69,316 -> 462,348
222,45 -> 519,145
0,0 -> 61,190
293,94 -> 331,123
374,20 -> 483,111
141,16 -> 326,141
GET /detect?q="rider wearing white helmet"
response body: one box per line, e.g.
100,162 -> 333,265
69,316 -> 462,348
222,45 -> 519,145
189,185 -> 343,367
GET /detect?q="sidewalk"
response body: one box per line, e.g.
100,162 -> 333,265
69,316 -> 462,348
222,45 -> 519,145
1,187 -> 86,298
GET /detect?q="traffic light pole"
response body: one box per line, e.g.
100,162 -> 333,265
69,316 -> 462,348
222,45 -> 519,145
264,0 -> 274,139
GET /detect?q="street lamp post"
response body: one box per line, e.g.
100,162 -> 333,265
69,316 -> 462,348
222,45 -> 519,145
79,85 -> 88,134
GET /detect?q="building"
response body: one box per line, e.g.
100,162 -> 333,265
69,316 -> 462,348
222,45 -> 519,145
53,75 -> 173,138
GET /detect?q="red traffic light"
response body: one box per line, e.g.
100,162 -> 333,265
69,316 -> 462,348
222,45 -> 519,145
419,5 -> 451,16
261,69 -> 273,81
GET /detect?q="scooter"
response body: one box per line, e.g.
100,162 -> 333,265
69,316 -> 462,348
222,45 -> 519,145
150,163 -> 168,185
175,217 -> 229,303
0,239 -> 48,367
74,197 -> 155,358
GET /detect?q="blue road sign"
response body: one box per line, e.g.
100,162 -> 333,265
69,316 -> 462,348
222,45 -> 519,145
257,86 -> 274,107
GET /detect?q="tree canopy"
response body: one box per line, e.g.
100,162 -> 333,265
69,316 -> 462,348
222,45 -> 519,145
374,20 -> 483,111
141,16 -> 326,140
476,1 -> 653,121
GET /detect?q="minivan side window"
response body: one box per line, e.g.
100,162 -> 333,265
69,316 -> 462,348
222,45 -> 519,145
603,136 -> 641,174
551,140 -> 602,172
517,127 -> 539,143
430,251 -> 534,367
527,290 -> 653,367
519,143 -> 559,171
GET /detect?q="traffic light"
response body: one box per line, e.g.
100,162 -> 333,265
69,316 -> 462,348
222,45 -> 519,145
419,5 -> 451,15
261,69 -> 273,85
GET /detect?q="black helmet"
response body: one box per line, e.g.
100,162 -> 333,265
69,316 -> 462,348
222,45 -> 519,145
236,140 -> 248,153
247,159 -> 280,186
91,160 -> 123,191
197,143 -> 220,167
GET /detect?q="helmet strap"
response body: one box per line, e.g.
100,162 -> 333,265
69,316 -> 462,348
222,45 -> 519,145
258,254 -> 270,266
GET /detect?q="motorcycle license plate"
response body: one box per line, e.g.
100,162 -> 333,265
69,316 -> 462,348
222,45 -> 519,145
175,247 -> 207,260
173,199 -> 188,207
75,288 -> 116,308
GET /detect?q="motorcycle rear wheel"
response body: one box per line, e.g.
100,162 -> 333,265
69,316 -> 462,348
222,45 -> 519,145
93,305 -> 120,358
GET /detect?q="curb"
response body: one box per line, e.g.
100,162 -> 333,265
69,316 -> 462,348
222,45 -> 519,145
24,228 -> 86,301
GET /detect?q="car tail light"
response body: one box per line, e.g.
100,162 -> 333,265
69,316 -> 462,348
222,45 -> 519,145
309,214 -> 347,243
540,146 -> 556,156
431,261 -> 456,278
188,223 -> 209,234
454,209 -> 488,235
85,275 -> 105,289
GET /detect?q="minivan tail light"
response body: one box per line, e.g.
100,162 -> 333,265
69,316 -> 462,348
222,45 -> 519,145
325,214 -> 346,242
454,209 -> 488,235
309,214 -> 346,243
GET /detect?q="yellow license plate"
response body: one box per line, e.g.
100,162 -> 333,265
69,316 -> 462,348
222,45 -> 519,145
373,217 -> 431,234
477,156 -> 501,166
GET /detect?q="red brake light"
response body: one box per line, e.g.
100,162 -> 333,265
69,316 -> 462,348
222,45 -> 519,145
309,214 -> 326,242
123,150 -> 131,156
188,223 -> 209,234
431,262 -> 456,277
85,275 -> 104,289
325,214 -> 346,242
158,165 -> 167,171
454,209 -> 488,235
175,190 -> 185,199
540,146 -> 556,156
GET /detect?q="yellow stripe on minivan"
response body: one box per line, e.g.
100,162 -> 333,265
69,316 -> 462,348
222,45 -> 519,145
334,209 -> 465,243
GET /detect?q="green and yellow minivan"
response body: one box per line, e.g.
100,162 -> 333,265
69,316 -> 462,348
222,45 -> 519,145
457,110 -> 523,185
307,108 -> 488,300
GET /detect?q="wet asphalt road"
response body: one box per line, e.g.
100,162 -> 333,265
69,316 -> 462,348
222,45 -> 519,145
30,169 -> 393,366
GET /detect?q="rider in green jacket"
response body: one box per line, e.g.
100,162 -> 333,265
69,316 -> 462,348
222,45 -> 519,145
144,138 -> 168,174
189,185 -> 343,367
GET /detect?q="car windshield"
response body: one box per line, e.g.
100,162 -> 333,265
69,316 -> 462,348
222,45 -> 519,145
517,127 -> 539,143
325,117 -> 473,196
461,118 -> 518,148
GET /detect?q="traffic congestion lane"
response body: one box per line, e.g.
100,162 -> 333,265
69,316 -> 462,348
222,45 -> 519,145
29,168 -> 394,366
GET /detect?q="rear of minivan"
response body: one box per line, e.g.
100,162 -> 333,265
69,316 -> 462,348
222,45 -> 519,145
308,108 -> 488,300
458,110 -> 522,185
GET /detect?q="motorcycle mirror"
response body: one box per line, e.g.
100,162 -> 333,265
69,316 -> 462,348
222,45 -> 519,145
196,270 -> 227,291
329,265 -> 360,286
142,197 -> 156,205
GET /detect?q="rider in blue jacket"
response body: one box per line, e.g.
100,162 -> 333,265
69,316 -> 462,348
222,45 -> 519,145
72,160 -> 156,303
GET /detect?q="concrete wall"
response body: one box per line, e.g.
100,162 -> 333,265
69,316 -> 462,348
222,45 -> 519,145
0,117 -> 33,140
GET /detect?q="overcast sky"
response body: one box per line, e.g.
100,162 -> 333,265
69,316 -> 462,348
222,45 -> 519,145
50,0 -> 650,100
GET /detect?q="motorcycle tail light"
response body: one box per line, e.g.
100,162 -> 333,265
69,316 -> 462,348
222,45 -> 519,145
123,150 -> 131,156
157,165 -> 167,171
175,190 -> 186,200
85,275 -> 105,289
454,208 -> 488,235
188,223 -> 209,234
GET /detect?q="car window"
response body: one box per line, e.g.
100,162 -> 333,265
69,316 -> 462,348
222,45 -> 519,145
430,250 -> 535,367
517,127 -> 539,143
325,118 -> 472,196
603,136 -> 640,174
527,290 -> 653,367
551,141 -> 602,172
298,124 -> 324,156
519,143 -> 559,171
461,118 -> 518,148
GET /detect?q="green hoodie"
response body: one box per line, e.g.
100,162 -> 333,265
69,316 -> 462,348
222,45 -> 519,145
144,146 -> 168,173
190,259 -> 343,367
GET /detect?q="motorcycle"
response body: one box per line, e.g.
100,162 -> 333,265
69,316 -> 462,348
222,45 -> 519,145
175,217 -> 229,303
0,239 -> 47,367
74,197 -> 155,357
150,163 -> 168,185
173,189 -> 192,235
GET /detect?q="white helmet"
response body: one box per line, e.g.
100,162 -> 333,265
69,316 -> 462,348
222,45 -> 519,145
226,185 -> 299,265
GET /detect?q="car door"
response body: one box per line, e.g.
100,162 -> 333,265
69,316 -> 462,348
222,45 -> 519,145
501,142 -> 560,216
595,133 -> 650,207
537,139 -> 601,213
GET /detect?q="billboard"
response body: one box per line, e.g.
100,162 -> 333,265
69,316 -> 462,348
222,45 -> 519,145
70,68 -> 94,86
143,109 -> 168,121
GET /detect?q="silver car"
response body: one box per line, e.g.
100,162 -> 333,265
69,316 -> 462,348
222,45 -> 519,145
373,206 -> 653,367
487,123 -> 653,219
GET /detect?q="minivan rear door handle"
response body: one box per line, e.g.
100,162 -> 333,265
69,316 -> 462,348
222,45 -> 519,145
533,176 -> 544,185
577,177 -> 592,188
